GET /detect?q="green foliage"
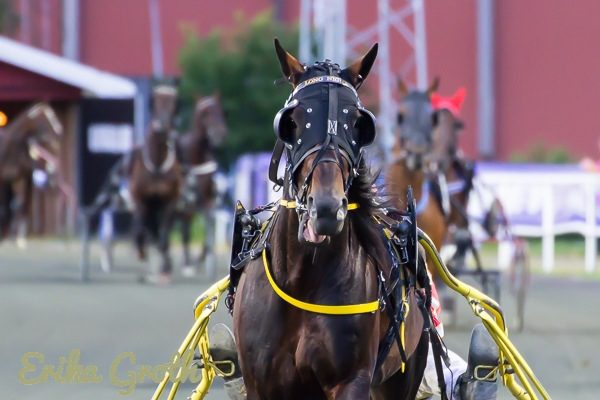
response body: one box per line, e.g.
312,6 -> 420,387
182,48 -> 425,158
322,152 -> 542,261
509,141 -> 573,164
0,0 -> 18,34
178,12 -> 298,167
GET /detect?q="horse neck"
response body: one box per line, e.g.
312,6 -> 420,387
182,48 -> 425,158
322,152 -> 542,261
186,128 -> 212,164
389,160 -> 427,202
145,130 -> 172,165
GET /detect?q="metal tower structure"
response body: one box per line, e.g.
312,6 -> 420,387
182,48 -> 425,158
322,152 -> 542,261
299,0 -> 428,156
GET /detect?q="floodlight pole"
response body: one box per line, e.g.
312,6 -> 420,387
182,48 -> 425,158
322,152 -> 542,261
377,0 -> 394,151
298,0 -> 429,157
412,0 -> 428,89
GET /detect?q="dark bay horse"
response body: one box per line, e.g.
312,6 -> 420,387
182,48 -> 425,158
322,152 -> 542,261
176,95 -> 227,277
232,40 -> 428,400
0,103 -> 63,246
125,85 -> 182,283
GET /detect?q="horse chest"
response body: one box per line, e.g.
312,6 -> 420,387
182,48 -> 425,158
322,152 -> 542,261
238,279 -> 377,392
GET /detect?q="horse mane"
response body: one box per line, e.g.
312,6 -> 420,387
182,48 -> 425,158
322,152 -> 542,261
348,158 -> 395,278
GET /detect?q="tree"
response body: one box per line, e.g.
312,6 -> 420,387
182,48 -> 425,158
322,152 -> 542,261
178,12 -> 298,167
0,0 -> 19,34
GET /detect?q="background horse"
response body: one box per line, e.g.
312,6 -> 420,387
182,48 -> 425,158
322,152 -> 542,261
386,79 -> 448,281
0,103 -> 63,246
233,40 -> 428,400
428,88 -> 476,269
98,85 -> 183,283
176,95 -> 227,277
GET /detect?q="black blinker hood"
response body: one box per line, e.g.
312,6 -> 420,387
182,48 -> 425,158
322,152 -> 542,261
273,61 -> 376,175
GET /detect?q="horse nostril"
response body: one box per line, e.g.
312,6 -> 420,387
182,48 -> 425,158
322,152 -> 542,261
341,197 -> 348,210
307,196 -> 317,218
337,198 -> 348,221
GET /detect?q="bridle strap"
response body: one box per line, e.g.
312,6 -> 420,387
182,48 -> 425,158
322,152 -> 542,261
269,139 -> 285,186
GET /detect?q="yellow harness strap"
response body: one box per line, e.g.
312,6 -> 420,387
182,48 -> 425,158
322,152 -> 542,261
280,199 -> 360,210
262,249 -> 379,315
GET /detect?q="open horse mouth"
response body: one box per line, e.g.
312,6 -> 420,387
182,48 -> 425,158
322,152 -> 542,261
299,205 -> 347,244
302,217 -> 327,244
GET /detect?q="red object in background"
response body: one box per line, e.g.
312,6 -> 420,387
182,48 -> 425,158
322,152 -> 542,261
431,87 -> 466,117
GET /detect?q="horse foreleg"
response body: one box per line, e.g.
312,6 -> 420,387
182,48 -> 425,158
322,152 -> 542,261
0,181 -> 10,240
157,205 -> 175,276
133,208 -> 147,261
181,213 -> 192,267
15,179 -> 32,249
99,209 -> 115,273
324,371 -> 372,400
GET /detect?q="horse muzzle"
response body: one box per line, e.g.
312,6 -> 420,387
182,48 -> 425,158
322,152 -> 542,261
304,195 -> 347,240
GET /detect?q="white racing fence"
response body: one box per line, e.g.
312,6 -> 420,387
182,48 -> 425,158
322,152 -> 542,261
468,163 -> 600,273
231,155 -> 600,273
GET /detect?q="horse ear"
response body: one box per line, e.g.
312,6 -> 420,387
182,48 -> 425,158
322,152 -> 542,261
274,38 -> 305,86
426,77 -> 440,96
343,43 -> 378,88
451,87 -> 467,112
397,78 -> 409,96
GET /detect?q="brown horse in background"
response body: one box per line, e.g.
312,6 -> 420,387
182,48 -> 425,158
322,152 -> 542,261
386,80 -> 447,280
233,40 -> 428,400
125,85 -> 182,283
176,95 -> 227,277
428,88 -> 478,270
0,103 -> 63,246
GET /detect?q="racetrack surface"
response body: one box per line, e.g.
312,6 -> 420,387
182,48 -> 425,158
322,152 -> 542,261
1,239 -> 598,399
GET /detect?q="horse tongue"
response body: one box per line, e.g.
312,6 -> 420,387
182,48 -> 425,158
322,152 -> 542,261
304,219 -> 326,244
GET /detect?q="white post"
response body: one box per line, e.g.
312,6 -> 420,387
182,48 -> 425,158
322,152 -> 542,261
62,0 -> 80,60
585,178 -> 597,273
299,0 -> 313,62
541,185 -> 555,272
314,0 -> 346,63
377,0 -> 394,156
148,0 -> 164,78
411,0 -> 428,89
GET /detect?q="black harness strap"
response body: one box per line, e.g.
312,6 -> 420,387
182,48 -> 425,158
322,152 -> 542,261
416,289 -> 450,400
269,139 -> 286,187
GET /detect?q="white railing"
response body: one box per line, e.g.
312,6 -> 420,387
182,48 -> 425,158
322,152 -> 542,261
470,163 -> 600,273
232,156 -> 600,273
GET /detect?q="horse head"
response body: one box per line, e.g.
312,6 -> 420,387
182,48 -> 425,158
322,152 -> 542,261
429,87 -> 466,172
395,78 -> 439,171
0,103 -> 63,179
273,38 -> 378,242
192,94 -> 228,147
152,84 -> 178,134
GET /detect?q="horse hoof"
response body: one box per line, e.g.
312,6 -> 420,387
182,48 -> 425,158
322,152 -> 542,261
100,254 -> 113,274
16,237 -> 27,250
146,273 -> 172,286
182,266 -> 196,278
